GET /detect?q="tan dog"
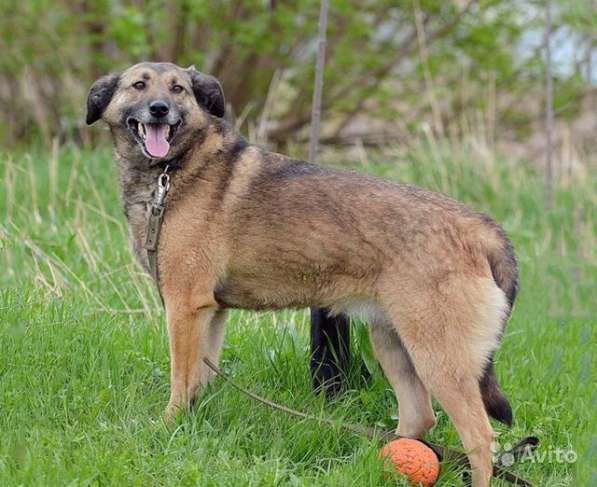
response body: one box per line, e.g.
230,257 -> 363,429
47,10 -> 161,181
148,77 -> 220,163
87,62 -> 518,486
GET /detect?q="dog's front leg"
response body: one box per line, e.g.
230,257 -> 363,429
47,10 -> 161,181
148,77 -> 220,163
163,295 -> 218,421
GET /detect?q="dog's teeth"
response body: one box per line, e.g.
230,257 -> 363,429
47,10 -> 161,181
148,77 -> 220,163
166,125 -> 171,138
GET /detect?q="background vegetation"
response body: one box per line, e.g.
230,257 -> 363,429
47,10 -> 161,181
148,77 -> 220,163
0,0 -> 595,153
1,0 -> 595,486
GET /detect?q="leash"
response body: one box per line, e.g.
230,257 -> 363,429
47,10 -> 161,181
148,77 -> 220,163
203,358 -> 538,486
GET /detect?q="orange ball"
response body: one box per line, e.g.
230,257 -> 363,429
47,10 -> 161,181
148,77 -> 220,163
379,438 -> 440,486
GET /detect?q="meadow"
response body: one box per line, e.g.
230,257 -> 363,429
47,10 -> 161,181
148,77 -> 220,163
1,137 -> 595,486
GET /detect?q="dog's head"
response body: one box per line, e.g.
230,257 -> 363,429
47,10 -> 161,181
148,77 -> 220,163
86,62 -> 225,162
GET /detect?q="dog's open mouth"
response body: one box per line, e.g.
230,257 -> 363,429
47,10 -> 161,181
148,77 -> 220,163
127,119 -> 181,158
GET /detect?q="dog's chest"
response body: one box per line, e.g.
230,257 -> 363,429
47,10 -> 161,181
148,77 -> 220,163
119,168 -> 158,271
126,201 -> 153,271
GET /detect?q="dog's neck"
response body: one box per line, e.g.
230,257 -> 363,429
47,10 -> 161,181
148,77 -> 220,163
114,120 -> 246,270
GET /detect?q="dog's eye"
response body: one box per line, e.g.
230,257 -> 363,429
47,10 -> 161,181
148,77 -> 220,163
132,81 -> 146,90
171,85 -> 184,94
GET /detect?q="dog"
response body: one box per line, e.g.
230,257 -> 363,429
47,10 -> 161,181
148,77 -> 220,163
86,62 -> 518,486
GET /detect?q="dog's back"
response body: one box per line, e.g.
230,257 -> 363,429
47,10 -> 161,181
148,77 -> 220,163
213,149 -> 514,311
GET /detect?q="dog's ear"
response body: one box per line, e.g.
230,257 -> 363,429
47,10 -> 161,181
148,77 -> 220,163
187,66 -> 226,118
86,72 -> 121,125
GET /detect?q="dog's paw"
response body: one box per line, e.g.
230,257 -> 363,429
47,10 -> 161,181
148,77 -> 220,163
162,403 -> 181,424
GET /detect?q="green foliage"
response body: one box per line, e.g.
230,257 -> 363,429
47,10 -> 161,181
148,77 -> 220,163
0,0 -> 593,147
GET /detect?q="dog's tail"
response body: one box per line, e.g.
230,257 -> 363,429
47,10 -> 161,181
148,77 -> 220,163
480,360 -> 513,426
479,220 -> 518,426
486,225 -> 519,311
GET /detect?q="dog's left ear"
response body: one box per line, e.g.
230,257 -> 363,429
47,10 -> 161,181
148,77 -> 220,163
86,72 -> 121,125
187,66 -> 226,118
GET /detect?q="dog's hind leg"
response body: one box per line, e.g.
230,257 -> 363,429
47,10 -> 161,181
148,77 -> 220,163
413,361 -> 494,487
381,278 -> 508,487
369,324 -> 435,438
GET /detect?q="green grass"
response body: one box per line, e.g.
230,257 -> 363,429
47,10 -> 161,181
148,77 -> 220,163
1,139 -> 595,486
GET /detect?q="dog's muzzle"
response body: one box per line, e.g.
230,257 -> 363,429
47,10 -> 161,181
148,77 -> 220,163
127,118 -> 182,159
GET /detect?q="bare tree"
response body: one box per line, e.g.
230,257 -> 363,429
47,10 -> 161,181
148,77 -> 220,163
545,0 -> 555,208
308,0 -> 329,163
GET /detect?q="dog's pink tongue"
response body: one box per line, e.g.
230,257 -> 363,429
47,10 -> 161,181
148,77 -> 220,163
145,124 -> 170,158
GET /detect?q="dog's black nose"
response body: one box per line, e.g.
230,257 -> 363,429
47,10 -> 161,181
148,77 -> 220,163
149,100 -> 170,118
